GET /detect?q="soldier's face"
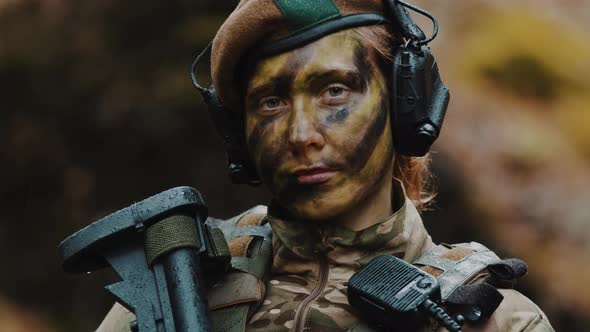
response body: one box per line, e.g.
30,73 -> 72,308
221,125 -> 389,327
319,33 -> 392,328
244,30 -> 394,220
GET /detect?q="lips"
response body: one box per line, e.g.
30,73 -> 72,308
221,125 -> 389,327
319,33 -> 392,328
292,166 -> 337,185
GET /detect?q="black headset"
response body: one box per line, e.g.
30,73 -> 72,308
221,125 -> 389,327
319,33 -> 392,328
191,0 -> 450,185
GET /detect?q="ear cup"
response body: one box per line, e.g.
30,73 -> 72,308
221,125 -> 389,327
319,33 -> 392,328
205,87 -> 261,185
391,43 -> 449,156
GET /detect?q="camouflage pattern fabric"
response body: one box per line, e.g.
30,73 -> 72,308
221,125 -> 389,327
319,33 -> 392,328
96,180 -> 554,332
246,180 -> 434,331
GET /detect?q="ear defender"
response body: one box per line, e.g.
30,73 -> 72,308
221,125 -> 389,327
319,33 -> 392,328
192,0 -> 450,184
191,46 -> 262,185
388,0 -> 450,156
202,86 -> 261,185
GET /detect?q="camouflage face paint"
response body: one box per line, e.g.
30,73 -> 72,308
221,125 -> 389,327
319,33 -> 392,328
325,107 -> 349,124
244,30 -> 394,221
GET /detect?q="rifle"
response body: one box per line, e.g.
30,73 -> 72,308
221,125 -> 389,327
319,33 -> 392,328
59,187 -> 229,332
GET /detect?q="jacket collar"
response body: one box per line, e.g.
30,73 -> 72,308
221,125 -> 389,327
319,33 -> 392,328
267,179 -> 434,276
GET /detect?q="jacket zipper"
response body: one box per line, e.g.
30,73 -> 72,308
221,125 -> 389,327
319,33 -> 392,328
293,248 -> 329,332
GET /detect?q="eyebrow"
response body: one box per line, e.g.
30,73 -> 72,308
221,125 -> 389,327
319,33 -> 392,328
246,40 -> 374,99
301,69 -> 365,91
247,68 -> 365,100
246,72 -> 294,103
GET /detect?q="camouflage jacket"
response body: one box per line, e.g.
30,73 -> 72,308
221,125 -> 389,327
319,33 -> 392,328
98,182 -> 554,332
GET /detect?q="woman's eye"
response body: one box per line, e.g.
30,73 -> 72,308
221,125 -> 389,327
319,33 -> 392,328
256,96 -> 287,115
327,86 -> 344,97
263,97 -> 281,108
321,84 -> 350,104
259,96 -> 284,109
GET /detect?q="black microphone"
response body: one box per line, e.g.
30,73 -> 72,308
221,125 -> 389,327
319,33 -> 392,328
348,255 -> 462,332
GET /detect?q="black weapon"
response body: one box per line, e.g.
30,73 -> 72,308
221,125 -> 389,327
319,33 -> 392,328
59,187 -> 219,332
348,255 -> 462,332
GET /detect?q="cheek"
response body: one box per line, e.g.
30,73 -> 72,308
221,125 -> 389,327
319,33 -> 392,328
245,116 -> 271,156
326,88 -> 390,173
245,116 -> 288,185
359,108 -> 393,180
325,106 -> 351,124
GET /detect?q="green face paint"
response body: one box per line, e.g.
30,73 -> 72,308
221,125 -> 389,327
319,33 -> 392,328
244,30 -> 394,221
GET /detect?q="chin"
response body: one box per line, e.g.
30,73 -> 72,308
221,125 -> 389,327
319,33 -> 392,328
284,194 -> 355,222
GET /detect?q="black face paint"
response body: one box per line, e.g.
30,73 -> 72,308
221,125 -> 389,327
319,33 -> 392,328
246,116 -> 273,153
353,45 -> 372,83
246,45 -> 315,108
345,94 -> 390,172
326,107 -> 350,124
279,180 -> 322,208
259,139 -> 285,192
246,46 -> 316,154
322,44 -> 373,126
244,31 -> 395,221
247,112 -> 289,193
247,49 -> 319,195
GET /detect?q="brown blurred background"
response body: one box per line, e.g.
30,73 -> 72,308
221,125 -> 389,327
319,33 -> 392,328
0,0 -> 588,331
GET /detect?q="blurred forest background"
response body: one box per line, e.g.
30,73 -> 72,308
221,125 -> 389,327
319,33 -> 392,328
0,0 -> 589,331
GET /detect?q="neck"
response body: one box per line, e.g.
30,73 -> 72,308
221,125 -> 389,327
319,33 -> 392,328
335,176 -> 392,231
332,163 -> 395,231
268,177 -> 431,275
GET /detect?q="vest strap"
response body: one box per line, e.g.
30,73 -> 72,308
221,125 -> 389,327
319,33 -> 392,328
437,248 -> 500,299
231,225 -> 272,239
208,208 -> 272,332
413,242 -> 528,324
209,303 -> 250,332
230,240 -> 272,280
413,253 -> 458,272
414,242 -> 502,300
445,282 -> 504,321
206,226 -> 231,258
208,272 -> 262,310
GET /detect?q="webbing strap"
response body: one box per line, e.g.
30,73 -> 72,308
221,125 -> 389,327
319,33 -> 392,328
414,242 -> 502,300
208,227 -> 231,258
457,242 -> 492,252
209,303 -> 249,332
488,258 -> 528,280
231,225 -> 271,239
144,215 -> 200,266
446,283 -> 504,320
208,273 -> 261,310
207,208 -> 272,332
437,249 -> 500,300
413,253 -> 457,271
230,238 -> 272,280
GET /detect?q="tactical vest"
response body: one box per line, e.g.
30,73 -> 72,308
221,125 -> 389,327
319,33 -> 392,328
202,209 -> 528,332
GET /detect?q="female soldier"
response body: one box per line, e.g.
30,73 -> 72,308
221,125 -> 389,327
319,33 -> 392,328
99,0 -> 554,331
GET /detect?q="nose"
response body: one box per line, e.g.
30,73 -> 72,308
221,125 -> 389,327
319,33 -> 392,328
287,98 -> 325,155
